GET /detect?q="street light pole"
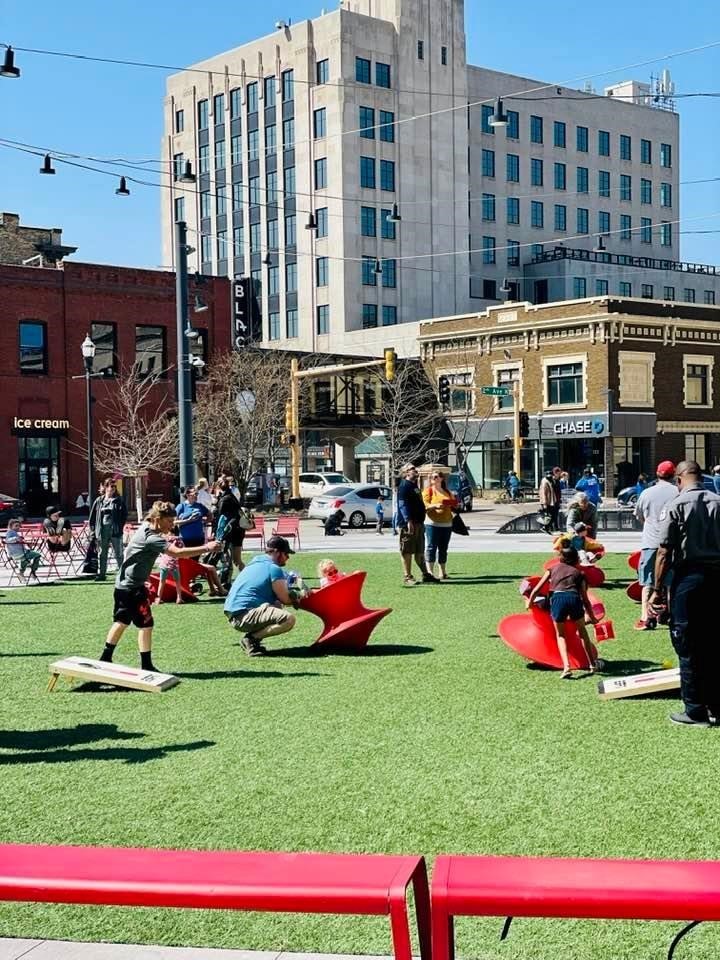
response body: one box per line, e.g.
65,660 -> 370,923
80,334 -> 96,502
537,411 -> 544,480
175,220 -> 195,490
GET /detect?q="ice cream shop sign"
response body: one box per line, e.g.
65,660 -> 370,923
12,416 -> 71,434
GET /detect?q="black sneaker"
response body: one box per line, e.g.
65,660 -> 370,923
241,636 -> 265,657
421,573 -> 441,584
669,711 -> 709,727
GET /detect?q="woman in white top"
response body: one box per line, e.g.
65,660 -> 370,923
195,477 -> 214,513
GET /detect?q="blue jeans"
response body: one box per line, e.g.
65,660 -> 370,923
425,525 -> 452,565
670,567 -> 720,720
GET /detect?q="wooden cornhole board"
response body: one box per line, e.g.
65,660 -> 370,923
597,667 -> 679,701
48,657 -> 179,693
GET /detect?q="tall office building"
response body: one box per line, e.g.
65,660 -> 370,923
162,0 -> 684,356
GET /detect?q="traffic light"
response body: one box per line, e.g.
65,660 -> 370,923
438,375 -> 451,408
285,399 -> 293,434
518,410 -> 530,438
384,347 -> 396,381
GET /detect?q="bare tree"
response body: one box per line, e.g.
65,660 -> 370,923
373,359 -> 445,474
90,367 -> 178,520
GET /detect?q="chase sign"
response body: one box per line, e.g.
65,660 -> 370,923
552,417 -> 607,437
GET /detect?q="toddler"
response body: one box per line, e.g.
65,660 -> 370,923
155,535 -> 184,604
5,520 -> 41,578
552,523 -> 604,564
318,558 -> 346,588
375,495 -> 385,535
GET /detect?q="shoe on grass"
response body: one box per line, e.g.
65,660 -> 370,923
421,573 -> 441,584
402,575 -> 417,587
669,711 -> 708,726
241,636 -> 266,656
634,619 -> 656,630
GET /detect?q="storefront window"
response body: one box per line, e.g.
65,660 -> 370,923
685,433 -> 707,467
547,362 -> 583,406
18,436 -> 60,508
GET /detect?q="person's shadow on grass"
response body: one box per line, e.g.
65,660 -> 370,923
0,723 -> 142,751
175,668 -> 328,679
264,643 -> 433,658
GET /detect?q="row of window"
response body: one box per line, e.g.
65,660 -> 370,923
570,278 -> 717,304
359,106 -> 395,142
267,302 -> 398,341
417,40 -> 448,65
360,157 -> 396,191
355,57 -> 391,88
479,205 -> 672,244
479,109 -> 673,166
191,72 -> 295,133
360,207 -> 397,239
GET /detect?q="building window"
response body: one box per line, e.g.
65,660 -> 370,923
90,322 -> 117,377
172,152 -> 184,181
620,214 -> 632,241
283,118 -> 295,148
597,170 -> 610,198
641,283 -> 654,299
380,159 -> 395,191
359,106 -> 375,138
200,190 -> 211,218
576,125 -> 588,152
215,140 -> 226,170
481,104 -> 494,135
281,70 -> 294,101
174,197 -> 185,222
573,277 -> 587,298
246,83 -> 258,113
482,279 -> 497,299
506,197 -> 520,225
382,305 -> 397,326
265,170 -> 279,204
316,256 -> 329,287
360,206 -> 377,237
216,184 -> 227,215
313,108 -> 327,139
660,221 -> 672,247
382,259 -> 397,288
381,208 -> 396,240
19,321 -> 47,374
200,235 -> 212,264
286,262 -> 297,293
198,99 -> 209,129
263,76 -> 276,109
286,309 -> 298,338
233,226 -> 244,257
619,173 -> 631,201
175,109 -> 184,133
376,62 -> 391,87
619,281 -> 632,297
685,433 -> 707,465
663,286 -> 675,300
640,138 -> 652,164
267,218 -> 278,250
554,204 -> 567,231
506,110 -> 519,139
530,115 -> 543,144
362,304 -> 378,328
230,88 -> 242,119
249,177 -> 260,204
577,208 -> 589,234
506,154 -> 519,182
316,304 -> 329,334
660,143 -> 672,167
199,144 -> 209,174
482,149 -> 495,177
285,214 -> 296,246
135,326 -> 166,378
507,239 -> 520,266
620,134 -> 631,160
317,59 -> 329,84
213,92 -> 225,121
250,222 -> 261,251
641,217 -> 652,243
598,130 -> 610,156
362,256 -> 377,286
705,290 -> 716,305
268,266 -> 280,296
379,110 -> 395,142
531,243 -> 544,258
684,288 -> 696,303
482,193 -> 496,221
599,211 -> 610,235
441,46 -> 448,65
531,158 -> 543,186
265,124 -> 276,155
314,158 -> 327,189
640,178 -> 652,204
660,182 -> 672,207
248,129 -> 259,161
554,162 -> 566,190
596,279 -> 608,295
553,120 -> 566,148
316,207 -> 328,238
547,361 -> 584,406
417,40 -> 425,60
231,134 -> 242,165
531,201 -> 544,228
268,312 -> 280,341
685,359 -> 711,406
355,57 -> 371,83
482,236 -> 496,264
360,156 -> 375,188
577,166 -> 588,193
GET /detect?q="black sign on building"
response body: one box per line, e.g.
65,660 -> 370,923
233,276 -> 261,347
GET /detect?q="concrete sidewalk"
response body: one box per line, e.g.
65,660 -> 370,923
0,941 -> 387,960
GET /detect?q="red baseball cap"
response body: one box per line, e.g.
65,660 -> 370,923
656,460 -> 676,478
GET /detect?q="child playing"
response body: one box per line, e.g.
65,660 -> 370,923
526,545 -> 599,680
155,536 -> 184,605
317,559 -> 346,588
375,495 -> 385,535
552,523 -> 604,564
4,519 -> 41,578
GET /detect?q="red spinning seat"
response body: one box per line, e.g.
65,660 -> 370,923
542,556 -> 605,588
147,557 -> 205,603
628,550 -> 641,571
299,570 -> 391,651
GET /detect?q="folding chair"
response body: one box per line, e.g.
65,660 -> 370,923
270,515 -> 301,551
243,514 -> 266,550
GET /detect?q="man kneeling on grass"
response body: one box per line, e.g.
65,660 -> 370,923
224,536 -> 297,656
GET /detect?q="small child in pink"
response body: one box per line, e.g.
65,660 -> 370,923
155,535 -> 184,604
317,558 -> 346,588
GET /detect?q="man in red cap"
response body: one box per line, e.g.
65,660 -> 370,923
633,460 -> 677,629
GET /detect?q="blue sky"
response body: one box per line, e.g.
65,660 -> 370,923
1,0 -> 719,268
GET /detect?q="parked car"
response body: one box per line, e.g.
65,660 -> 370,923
298,471 -> 351,500
308,483 -> 392,528
617,473 -> 715,506
446,472 -> 473,512
0,493 -> 28,527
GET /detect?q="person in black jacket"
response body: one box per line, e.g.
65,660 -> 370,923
396,463 -> 439,586
215,476 -> 246,575
89,477 -> 129,581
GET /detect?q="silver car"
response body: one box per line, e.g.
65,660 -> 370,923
308,483 -> 393,529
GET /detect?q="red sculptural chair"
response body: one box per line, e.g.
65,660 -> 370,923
299,570 -> 391,651
542,556 -> 606,588
147,557 -> 206,603
626,551 -> 642,601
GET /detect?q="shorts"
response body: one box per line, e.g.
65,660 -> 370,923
227,602 -> 292,635
227,527 -> 246,549
399,525 -> 425,556
550,591 -> 584,623
113,586 -> 154,629
47,542 -> 71,553
638,548 -> 657,588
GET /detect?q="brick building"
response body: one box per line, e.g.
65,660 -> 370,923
418,297 -> 720,494
1,258 -> 231,514
0,212 -> 77,267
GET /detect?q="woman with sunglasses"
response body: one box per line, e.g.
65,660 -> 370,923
422,471 -> 458,580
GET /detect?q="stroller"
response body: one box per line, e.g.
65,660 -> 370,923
196,515 -> 235,591
324,508 -> 345,536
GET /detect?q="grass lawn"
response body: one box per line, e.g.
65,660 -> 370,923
2,551 -> 720,959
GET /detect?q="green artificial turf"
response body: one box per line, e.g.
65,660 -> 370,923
2,552 -> 720,959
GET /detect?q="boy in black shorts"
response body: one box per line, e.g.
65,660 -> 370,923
99,501 -> 219,673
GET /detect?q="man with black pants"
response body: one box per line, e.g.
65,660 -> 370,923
652,460 -> 720,726
397,463 -> 438,587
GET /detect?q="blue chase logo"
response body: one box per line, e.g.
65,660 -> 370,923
592,419 -> 605,435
